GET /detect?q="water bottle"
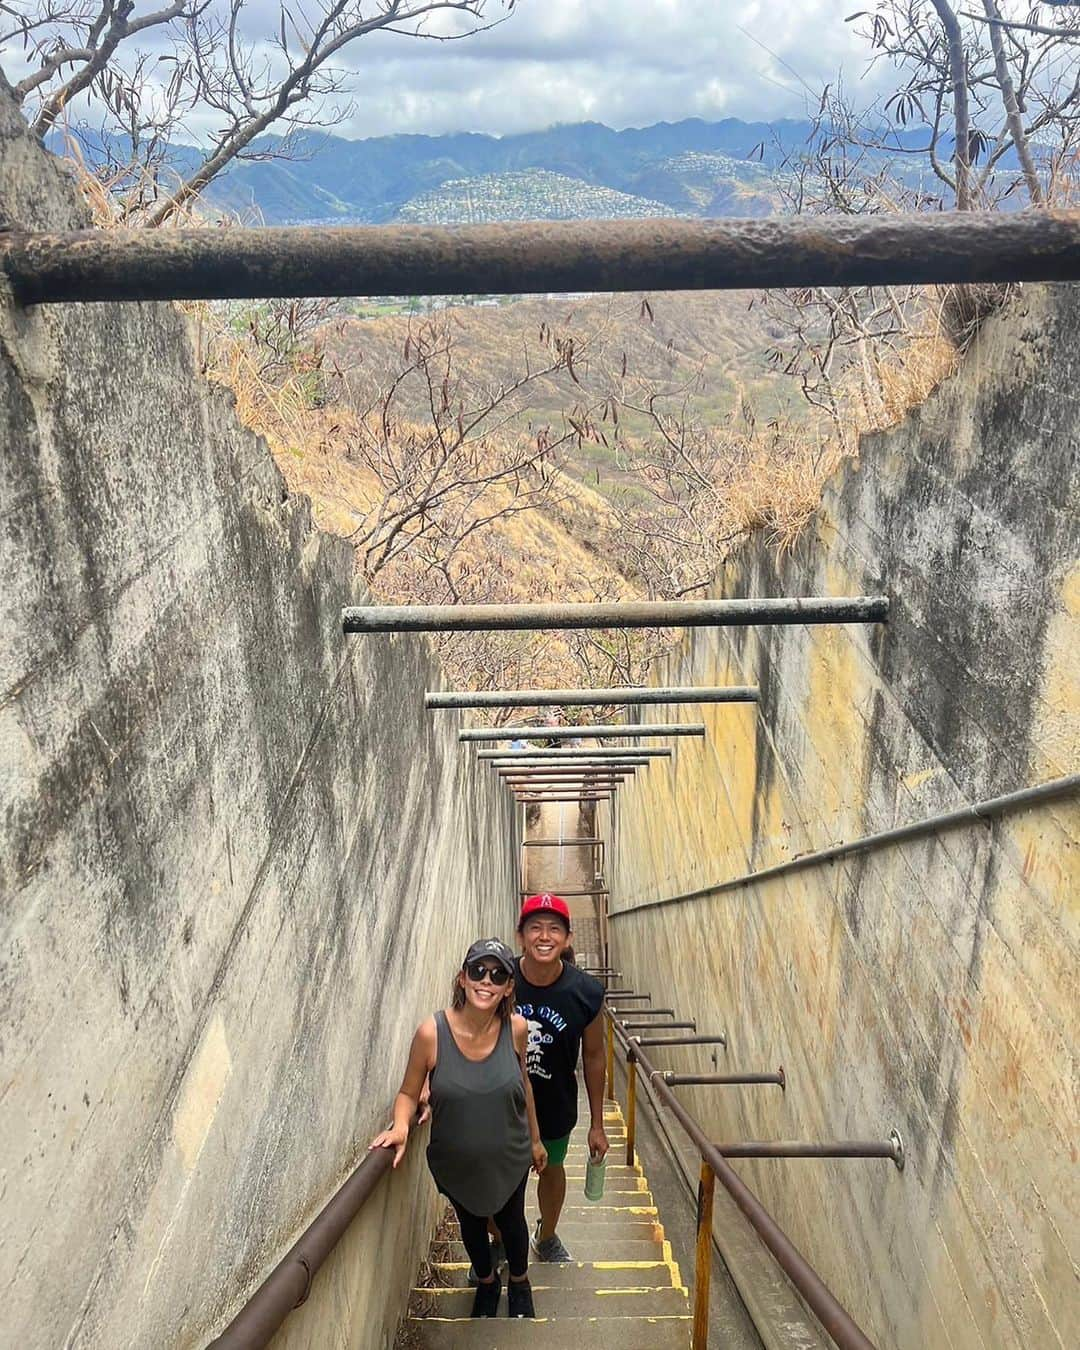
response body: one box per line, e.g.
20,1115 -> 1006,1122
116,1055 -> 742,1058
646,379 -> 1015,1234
584,1150 -> 606,1202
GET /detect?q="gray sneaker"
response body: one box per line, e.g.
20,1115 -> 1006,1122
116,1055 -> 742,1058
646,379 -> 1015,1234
530,1219 -> 573,1262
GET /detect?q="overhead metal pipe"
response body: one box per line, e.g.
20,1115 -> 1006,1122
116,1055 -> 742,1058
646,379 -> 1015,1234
715,1135 -> 905,1172
478,748 -> 672,760
8,213 -> 1080,306
497,767 -> 636,775
502,773 -> 631,778
513,788 -> 607,799
518,887 -> 610,897
427,684 -> 759,708
463,723 -> 705,742
523,838 -> 604,846
491,759 -> 649,769
345,596 -> 888,634
503,774 -> 628,782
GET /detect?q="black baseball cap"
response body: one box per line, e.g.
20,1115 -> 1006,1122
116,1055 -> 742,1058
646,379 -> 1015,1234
463,937 -> 516,974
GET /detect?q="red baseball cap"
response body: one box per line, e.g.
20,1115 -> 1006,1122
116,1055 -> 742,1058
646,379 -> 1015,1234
518,893 -> 571,927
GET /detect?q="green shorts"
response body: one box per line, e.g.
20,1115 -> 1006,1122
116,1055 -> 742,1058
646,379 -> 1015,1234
542,1133 -> 571,1166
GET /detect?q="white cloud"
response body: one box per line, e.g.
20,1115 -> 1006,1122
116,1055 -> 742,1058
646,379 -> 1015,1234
318,0 -> 881,136
2,0 -> 890,144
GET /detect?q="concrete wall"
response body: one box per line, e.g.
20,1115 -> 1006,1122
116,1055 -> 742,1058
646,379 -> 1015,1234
607,284 -> 1078,1348
0,84 -> 517,1349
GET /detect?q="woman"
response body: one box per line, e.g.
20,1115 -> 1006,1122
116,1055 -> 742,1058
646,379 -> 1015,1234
370,937 -> 547,1318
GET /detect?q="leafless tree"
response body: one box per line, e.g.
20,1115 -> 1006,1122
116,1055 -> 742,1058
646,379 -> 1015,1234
761,3 -> 1078,426
841,0 -> 1079,209
345,314 -> 602,582
2,0 -> 515,223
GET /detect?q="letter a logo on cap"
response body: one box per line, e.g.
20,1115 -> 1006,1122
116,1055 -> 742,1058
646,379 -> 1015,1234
519,893 -> 571,924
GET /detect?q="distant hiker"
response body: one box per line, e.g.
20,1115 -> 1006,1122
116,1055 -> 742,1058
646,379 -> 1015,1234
514,894 -> 609,1261
369,938 -> 546,1318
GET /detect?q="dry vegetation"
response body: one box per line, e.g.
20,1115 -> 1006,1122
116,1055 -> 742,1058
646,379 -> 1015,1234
179,284 -> 958,704
63,142 -> 959,705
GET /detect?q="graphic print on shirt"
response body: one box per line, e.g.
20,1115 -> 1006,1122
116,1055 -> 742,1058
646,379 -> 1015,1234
518,1003 -> 566,1082
525,1019 -> 553,1079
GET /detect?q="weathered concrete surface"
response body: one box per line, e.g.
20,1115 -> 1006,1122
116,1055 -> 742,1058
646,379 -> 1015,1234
0,80 -> 517,1349
607,284 -> 1079,1348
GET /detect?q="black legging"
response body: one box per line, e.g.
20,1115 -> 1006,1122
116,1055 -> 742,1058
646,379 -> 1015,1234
449,1171 -> 530,1280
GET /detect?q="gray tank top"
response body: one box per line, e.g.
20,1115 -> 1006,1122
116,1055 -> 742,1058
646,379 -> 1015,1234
426,1010 -> 532,1215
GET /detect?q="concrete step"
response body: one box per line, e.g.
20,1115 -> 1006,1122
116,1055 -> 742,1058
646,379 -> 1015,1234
430,1261 -> 679,1290
558,1164 -> 642,1178
409,1285 -> 690,1318
404,1313 -> 692,1348
448,1219 -> 664,1242
524,1201 -> 658,1218
448,1239 -> 669,1264
554,1176 -> 648,1191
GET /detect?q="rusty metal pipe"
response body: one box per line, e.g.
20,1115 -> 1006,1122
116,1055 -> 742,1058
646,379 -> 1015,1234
606,991 -> 647,999
503,773 -> 629,779
427,685 -> 759,708
346,597 -> 888,634
610,1015 -> 878,1350
513,788 -> 607,799
614,772 -> 1080,918
478,748 -> 672,759
715,1135 -> 905,1170
493,761 -> 648,770
465,722 -> 705,741
499,765 -> 639,772
663,1070 -> 786,1089
517,888 -> 609,897
626,1058 -> 638,1166
634,1034 -> 727,1048
504,778 -> 628,786
611,1006 -> 673,1016
523,838 -> 604,846
207,1117 -> 412,1348
7,213 -> 1080,306
624,1020 -> 697,1030
692,1161 -> 715,1350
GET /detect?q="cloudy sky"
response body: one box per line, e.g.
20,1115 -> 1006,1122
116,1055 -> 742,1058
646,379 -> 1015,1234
309,0 -> 881,138
1,0 -> 891,142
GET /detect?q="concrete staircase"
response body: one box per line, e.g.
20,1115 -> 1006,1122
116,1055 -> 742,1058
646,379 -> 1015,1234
403,1100 -> 692,1347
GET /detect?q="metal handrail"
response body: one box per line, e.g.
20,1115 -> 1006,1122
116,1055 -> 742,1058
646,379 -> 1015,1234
206,1111 -> 416,1349
612,772 -> 1080,919
606,1010 -> 878,1350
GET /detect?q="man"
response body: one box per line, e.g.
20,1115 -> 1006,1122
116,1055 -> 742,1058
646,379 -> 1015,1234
514,892 -> 609,1261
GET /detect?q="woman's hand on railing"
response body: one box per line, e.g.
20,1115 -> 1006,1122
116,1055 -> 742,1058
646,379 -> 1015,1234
369,1123 -> 409,1168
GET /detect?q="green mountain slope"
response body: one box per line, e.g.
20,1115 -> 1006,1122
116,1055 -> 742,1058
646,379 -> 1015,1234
396,170 -> 686,223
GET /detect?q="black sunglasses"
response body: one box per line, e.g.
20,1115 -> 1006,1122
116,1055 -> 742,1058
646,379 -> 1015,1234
464,960 -> 511,986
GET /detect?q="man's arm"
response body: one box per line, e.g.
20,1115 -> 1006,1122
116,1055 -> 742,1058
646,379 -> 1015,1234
582,1011 -> 610,1159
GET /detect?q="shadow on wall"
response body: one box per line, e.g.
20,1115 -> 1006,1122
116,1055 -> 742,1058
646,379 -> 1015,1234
0,80 -> 518,1350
